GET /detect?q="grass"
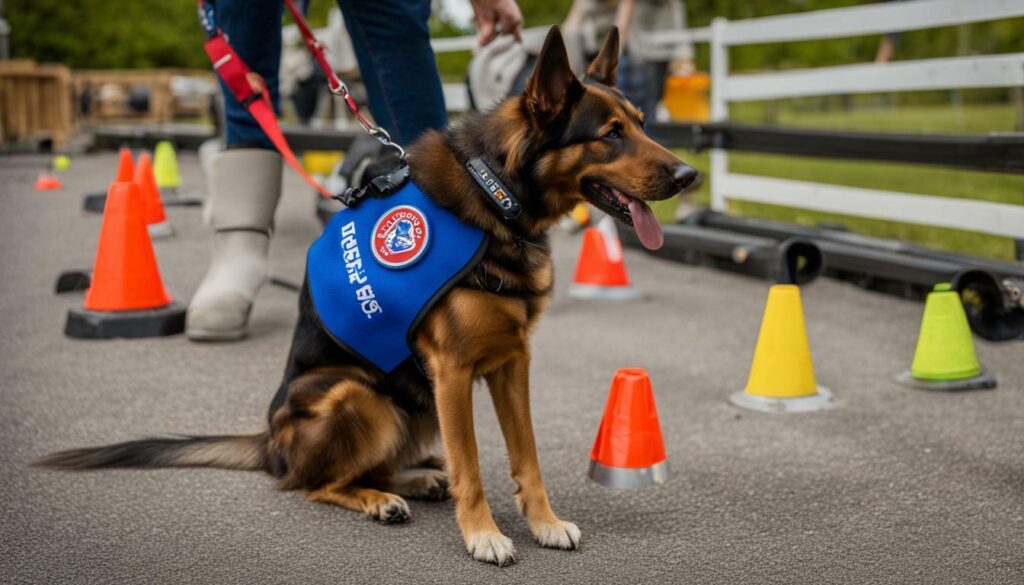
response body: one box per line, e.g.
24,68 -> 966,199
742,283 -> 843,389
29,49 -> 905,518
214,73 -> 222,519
653,103 -> 1023,261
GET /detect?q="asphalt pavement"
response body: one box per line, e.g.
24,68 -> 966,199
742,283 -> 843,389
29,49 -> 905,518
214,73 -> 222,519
1,151 -> 1022,584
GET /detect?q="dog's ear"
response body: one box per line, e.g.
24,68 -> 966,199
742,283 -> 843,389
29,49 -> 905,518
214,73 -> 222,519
585,26 -> 619,87
524,26 -> 582,122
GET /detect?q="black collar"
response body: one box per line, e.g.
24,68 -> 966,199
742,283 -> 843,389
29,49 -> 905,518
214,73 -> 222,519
465,157 -> 522,221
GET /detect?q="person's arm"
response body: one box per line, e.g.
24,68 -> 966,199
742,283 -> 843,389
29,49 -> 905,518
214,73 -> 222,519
614,0 -> 637,48
470,0 -> 524,47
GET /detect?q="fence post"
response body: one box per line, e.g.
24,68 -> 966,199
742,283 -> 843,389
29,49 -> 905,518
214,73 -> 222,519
709,17 -> 729,212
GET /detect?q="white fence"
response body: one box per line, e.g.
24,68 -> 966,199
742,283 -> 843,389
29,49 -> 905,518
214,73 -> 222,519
430,0 -> 1024,240
704,0 -> 1024,239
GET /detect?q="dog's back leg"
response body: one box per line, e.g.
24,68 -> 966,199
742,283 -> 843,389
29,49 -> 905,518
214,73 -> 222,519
272,375 -> 411,523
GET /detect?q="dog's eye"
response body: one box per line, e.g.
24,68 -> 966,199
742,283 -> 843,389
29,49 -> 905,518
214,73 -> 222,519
602,128 -> 621,140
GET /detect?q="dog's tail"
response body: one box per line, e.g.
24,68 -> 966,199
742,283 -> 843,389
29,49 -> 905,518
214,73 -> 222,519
32,433 -> 269,472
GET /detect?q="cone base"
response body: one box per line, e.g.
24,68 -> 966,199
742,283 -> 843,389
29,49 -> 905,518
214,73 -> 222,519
568,283 -> 641,301
729,385 -> 837,413
587,460 -> 669,489
65,303 -> 186,339
896,371 -> 997,392
148,221 -> 174,239
82,192 -> 107,214
55,270 -> 91,294
163,198 -> 203,208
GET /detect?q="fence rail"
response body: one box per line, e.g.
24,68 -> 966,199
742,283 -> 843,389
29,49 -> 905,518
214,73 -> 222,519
705,0 -> 1024,237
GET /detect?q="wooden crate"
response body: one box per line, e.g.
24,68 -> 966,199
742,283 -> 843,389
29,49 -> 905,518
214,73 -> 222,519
73,69 -> 214,124
0,59 -> 74,149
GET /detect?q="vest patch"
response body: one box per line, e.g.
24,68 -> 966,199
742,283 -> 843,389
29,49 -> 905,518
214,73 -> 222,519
307,179 -> 487,373
371,205 -> 430,268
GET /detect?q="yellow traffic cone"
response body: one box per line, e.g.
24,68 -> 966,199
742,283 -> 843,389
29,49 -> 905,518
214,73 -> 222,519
897,283 -> 997,391
730,285 -> 837,413
153,141 -> 181,192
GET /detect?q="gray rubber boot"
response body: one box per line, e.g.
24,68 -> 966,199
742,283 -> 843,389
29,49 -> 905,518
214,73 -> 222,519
186,149 -> 283,341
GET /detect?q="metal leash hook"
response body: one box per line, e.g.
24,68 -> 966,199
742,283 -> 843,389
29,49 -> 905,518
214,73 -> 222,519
282,0 -> 405,161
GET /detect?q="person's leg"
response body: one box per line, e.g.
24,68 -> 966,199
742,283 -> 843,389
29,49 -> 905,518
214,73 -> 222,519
217,0 -> 283,149
335,0 -> 447,146
188,0 -> 285,341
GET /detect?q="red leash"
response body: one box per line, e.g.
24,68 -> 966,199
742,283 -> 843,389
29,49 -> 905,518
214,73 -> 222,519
198,0 -> 404,198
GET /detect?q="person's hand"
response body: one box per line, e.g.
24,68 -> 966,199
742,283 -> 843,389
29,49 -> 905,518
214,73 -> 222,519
470,0 -> 523,47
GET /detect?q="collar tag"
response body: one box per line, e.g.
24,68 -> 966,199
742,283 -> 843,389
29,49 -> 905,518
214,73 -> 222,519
466,157 -> 521,220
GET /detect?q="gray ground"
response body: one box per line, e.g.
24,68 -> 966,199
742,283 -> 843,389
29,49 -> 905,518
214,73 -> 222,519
1,152 -> 1022,585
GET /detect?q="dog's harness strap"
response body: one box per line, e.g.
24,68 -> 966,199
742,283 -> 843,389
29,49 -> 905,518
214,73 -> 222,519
465,157 -> 522,220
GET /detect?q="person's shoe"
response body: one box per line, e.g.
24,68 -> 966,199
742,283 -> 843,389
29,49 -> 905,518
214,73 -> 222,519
186,149 -> 282,341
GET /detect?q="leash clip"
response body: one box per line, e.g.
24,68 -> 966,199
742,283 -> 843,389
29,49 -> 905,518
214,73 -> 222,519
333,163 -> 410,208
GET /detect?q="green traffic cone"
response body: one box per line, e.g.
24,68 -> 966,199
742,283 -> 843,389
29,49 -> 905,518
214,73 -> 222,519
897,283 -> 996,391
153,141 -> 181,191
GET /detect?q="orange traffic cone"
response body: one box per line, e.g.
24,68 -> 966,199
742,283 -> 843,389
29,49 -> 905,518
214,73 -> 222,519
588,368 -> 669,489
65,181 -> 185,339
135,153 -> 174,238
83,148 -> 136,213
35,170 -> 63,191
114,147 -> 134,182
569,218 -> 639,300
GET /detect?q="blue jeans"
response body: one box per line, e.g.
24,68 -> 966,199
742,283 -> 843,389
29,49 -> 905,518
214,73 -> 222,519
215,0 -> 447,148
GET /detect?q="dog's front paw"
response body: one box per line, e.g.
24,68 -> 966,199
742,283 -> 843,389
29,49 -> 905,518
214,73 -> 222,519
368,494 -> 410,524
466,531 -> 516,566
530,520 -> 581,550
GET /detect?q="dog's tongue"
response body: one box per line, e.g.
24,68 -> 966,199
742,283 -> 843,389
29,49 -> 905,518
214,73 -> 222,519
628,199 -> 664,250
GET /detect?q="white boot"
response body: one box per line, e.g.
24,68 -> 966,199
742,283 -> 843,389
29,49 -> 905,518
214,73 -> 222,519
186,149 -> 283,341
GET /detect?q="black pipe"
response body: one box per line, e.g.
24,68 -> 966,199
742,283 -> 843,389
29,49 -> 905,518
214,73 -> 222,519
689,210 -> 1024,279
951,270 -> 1024,341
617,222 -> 823,285
686,210 -> 1024,341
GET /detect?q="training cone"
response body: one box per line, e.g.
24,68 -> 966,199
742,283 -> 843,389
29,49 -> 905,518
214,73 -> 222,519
569,218 -> 639,300
65,181 -> 185,339
83,148 -> 135,212
114,147 -> 135,182
153,140 -> 181,193
35,170 -> 63,191
588,368 -> 669,488
730,285 -> 837,413
135,153 -> 173,238
897,283 -> 997,391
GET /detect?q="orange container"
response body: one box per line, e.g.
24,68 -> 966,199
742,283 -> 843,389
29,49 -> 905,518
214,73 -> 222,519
663,72 -> 710,122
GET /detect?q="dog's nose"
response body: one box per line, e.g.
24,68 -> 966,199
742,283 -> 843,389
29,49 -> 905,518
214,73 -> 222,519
670,164 -> 699,191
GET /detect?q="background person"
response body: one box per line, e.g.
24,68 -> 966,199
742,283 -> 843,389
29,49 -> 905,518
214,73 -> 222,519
187,0 -> 523,341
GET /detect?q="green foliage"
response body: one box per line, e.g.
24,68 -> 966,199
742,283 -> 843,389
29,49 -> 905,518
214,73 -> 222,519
7,0 -> 208,69
9,0 -> 1023,90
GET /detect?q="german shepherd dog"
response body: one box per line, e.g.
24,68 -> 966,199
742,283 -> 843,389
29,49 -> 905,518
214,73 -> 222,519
36,27 -> 696,566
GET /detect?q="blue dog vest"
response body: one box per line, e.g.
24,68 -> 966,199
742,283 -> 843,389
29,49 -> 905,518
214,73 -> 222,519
307,179 -> 487,373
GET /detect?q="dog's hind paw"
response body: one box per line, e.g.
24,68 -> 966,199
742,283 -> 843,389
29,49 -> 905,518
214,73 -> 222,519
531,520 -> 581,550
393,468 -> 449,501
369,494 -> 410,524
466,531 -> 516,566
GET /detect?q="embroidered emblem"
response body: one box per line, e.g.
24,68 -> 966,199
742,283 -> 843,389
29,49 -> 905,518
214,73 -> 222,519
371,205 -> 430,268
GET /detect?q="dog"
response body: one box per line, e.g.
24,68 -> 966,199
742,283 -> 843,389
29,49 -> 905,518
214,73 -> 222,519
35,26 -> 697,566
